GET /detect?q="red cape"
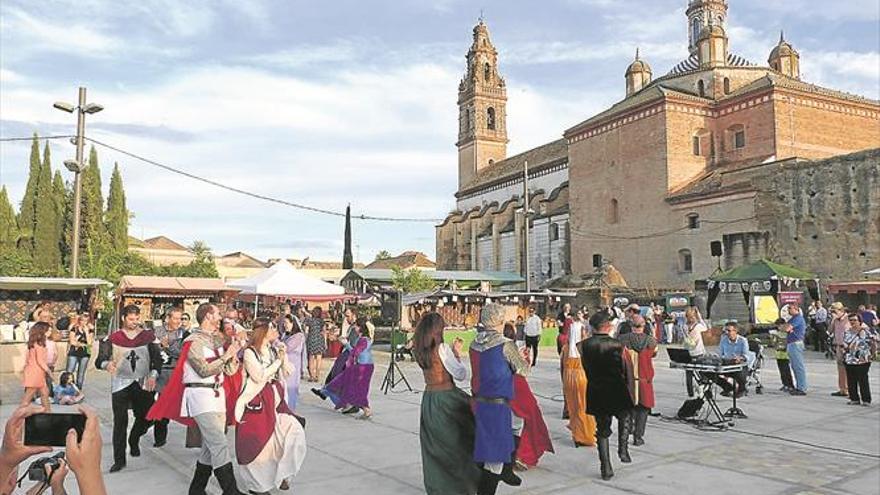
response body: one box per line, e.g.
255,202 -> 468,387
511,375 -> 554,467
147,341 -> 241,427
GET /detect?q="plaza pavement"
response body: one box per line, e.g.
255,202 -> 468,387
1,346 -> 878,494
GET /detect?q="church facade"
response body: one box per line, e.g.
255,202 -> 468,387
436,0 -> 880,290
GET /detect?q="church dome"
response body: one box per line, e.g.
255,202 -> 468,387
769,33 -> 799,60
625,49 -> 652,76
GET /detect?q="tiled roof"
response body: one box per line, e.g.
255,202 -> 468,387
667,53 -> 756,76
217,252 -> 267,268
142,236 -> 190,252
666,154 -> 789,204
460,138 -> 568,193
722,73 -> 879,106
366,251 -> 437,269
566,85 -> 701,137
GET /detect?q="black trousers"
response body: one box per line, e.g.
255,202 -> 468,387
525,335 -> 539,365
776,358 -> 794,389
711,369 -> 747,393
111,382 -> 155,464
595,411 -> 630,439
812,322 -> 828,351
845,363 -> 872,404
154,417 -> 169,444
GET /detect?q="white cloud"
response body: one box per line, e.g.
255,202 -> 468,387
1,7 -> 122,57
743,0 -> 880,22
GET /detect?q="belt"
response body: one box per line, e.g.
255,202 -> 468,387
185,383 -> 222,390
425,383 -> 454,392
474,396 -> 509,405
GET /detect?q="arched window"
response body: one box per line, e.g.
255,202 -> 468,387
697,80 -> 705,97
609,198 -> 619,224
727,124 -> 746,149
483,62 -> 491,81
463,109 -> 470,131
687,213 -> 700,229
487,107 -> 496,130
723,77 -> 731,95
678,249 -> 693,273
692,18 -> 700,43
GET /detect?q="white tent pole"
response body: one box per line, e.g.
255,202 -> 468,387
255,295 -> 259,318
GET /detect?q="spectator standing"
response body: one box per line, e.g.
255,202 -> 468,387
524,307 -> 542,366
66,313 -> 94,389
812,301 -> 828,352
859,304 -> 877,330
770,319 -> 795,392
786,303 -> 808,396
843,313 -> 877,406
828,302 -> 851,397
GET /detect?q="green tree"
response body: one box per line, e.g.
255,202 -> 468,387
374,250 -> 392,261
17,133 -> 41,255
79,146 -> 108,261
52,170 -> 68,272
0,186 -> 19,252
391,266 -> 437,294
32,142 -> 62,273
105,163 -> 128,253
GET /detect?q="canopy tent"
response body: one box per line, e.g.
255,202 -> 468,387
227,260 -> 345,298
0,277 -> 111,291
865,268 -> 880,275
117,276 -> 234,296
705,259 -> 819,318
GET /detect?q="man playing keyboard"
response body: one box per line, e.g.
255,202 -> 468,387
712,322 -> 754,398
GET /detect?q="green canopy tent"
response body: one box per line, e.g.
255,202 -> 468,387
706,259 -> 820,319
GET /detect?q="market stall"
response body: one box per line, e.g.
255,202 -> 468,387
827,281 -> 880,309
0,277 -> 110,373
227,260 -> 356,315
706,259 -> 819,325
114,276 -> 240,330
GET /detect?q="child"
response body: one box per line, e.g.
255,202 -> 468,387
53,371 -> 85,405
20,322 -> 52,411
770,318 -> 795,392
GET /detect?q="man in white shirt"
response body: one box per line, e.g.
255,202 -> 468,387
524,307 -> 543,366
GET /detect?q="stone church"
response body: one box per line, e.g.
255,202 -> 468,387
436,0 -> 880,290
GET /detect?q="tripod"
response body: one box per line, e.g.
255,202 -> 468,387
381,293 -> 413,394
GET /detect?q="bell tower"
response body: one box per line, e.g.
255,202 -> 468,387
457,19 -> 508,190
687,0 -> 728,56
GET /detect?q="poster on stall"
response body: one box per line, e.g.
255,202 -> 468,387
752,295 -> 780,325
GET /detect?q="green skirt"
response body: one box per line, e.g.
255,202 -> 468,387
420,387 -> 482,495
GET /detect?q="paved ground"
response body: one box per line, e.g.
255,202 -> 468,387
2,346 -> 879,494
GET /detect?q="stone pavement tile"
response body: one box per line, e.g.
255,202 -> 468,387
677,440 -> 867,491
612,460 -> 794,495
293,469 -> 423,494
830,463 -> 880,495
293,446 -> 370,484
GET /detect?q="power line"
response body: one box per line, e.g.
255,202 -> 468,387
0,134 -> 443,223
0,135 -> 74,142
570,216 -> 756,241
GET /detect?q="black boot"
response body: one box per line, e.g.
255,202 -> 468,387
618,415 -> 632,463
633,408 -> 648,446
499,435 -> 522,486
214,463 -> 243,495
597,437 -> 614,480
477,469 -> 500,495
188,462 -> 213,495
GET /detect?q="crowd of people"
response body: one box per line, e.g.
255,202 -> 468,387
5,296 -> 878,494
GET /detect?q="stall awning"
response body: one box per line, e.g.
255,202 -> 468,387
226,260 -> 345,296
117,276 -> 237,294
0,277 -> 111,291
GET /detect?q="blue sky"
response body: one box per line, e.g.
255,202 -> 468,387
1,0 -> 878,264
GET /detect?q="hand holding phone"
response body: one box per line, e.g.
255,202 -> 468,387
25,412 -> 86,447
1,406 -> 53,471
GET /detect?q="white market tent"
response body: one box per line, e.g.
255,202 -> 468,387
865,268 -> 880,275
226,260 -> 345,300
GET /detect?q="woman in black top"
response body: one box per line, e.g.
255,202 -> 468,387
66,313 -> 93,388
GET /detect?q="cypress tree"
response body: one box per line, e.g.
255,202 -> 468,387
79,145 -> 107,257
33,142 -> 60,272
343,204 -> 353,269
53,170 -> 68,271
105,163 -> 128,253
0,186 -> 19,251
17,133 -> 41,254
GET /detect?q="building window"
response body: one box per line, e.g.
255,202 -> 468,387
483,62 -> 491,81
734,129 -> 746,149
679,249 -> 693,273
609,198 -> 619,224
487,107 -> 496,130
488,159 -> 494,167
463,109 -> 470,132
692,18 -> 700,43
687,213 -> 700,229
550,223 -> 560,241
697,80 -> 705,97
693,135 -> 701,156
723,77 -> 731,95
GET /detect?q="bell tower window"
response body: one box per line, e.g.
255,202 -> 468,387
487,107 -> 496,130
609,198 -> 619,224
697,80 -> 705,97
692,18 -> 701,45
483,62 -> 491,82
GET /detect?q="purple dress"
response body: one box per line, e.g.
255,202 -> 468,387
283,332 -> 306,411
324,337 -> 374,409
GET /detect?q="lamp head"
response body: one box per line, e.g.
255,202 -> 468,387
63,160 -> 84,173
53,101 -> 75,113
83,103 -> 103,114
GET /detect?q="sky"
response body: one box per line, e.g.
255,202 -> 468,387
1,0 -> 878,264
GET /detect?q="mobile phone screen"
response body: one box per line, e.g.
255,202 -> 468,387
24,413 -> 86,447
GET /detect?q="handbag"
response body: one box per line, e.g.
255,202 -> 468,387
676,397 -> 704,418
94,337 -> 112,370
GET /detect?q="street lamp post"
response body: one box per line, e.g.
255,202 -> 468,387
523,159 -> 531,292
54,87 -> 103,278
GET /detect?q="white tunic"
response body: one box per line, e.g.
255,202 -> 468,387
182,344 -> 227,418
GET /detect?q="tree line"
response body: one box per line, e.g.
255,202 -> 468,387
0,134 -> 218,282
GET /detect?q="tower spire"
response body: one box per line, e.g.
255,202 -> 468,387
779,29 -> 785,43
